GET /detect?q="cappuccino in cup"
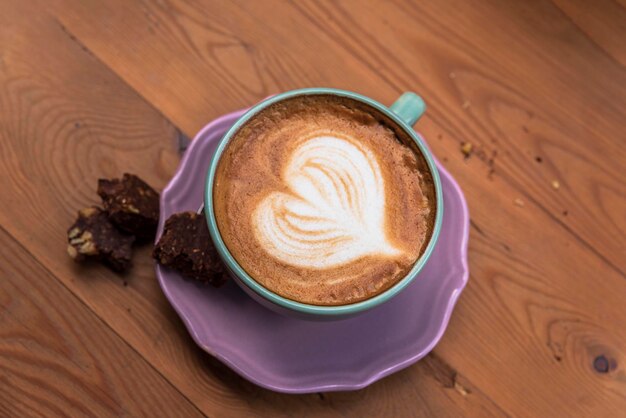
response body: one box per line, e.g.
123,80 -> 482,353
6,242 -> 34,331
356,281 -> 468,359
214,94 -> 436,306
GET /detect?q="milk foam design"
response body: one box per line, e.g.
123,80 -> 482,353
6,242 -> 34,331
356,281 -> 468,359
253,135 -> 402,269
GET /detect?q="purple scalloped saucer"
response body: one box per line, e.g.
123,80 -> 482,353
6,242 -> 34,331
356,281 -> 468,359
155,108 -> 469,393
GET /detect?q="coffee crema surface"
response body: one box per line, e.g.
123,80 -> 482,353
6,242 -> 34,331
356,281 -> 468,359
214,95 -> 436,305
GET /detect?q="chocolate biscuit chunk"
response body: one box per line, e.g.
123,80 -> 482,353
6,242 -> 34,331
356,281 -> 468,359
67,207 -> 135,272
97,173 -> 159,241
153,212 -> 228,287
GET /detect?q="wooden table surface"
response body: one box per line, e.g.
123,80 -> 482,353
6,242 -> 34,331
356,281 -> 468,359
1,0 -> 625,416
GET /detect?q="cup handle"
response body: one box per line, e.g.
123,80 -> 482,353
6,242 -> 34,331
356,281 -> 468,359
390,92 -> 426,126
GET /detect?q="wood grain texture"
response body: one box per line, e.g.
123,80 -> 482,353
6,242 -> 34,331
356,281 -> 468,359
50,0 -> 626,275
0,226 -> 203,417
0,1 -> 507,417
552,0 -> 626,66
1,0 -> 625,416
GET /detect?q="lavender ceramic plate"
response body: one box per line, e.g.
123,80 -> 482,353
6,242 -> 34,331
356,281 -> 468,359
155,109 -> 469,393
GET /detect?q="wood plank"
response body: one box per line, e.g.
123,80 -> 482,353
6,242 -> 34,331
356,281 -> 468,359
551,0 -> 626,66
3,0 -> 624,416
0,2 -> 509,417
0,226 -> 203,417
50,0 -> 626,275
43,1 -> 626,417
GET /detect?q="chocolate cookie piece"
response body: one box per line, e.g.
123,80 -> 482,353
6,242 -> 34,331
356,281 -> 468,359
153,212 -> 228,287
97,173 -> 159,241
67,207 -> 135,272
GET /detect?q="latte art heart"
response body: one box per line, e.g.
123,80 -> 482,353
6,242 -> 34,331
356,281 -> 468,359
214,95 -> 433,305
253,136 -> 403,269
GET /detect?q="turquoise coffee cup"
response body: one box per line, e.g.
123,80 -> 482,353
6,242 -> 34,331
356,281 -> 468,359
205,88 -> 443,320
